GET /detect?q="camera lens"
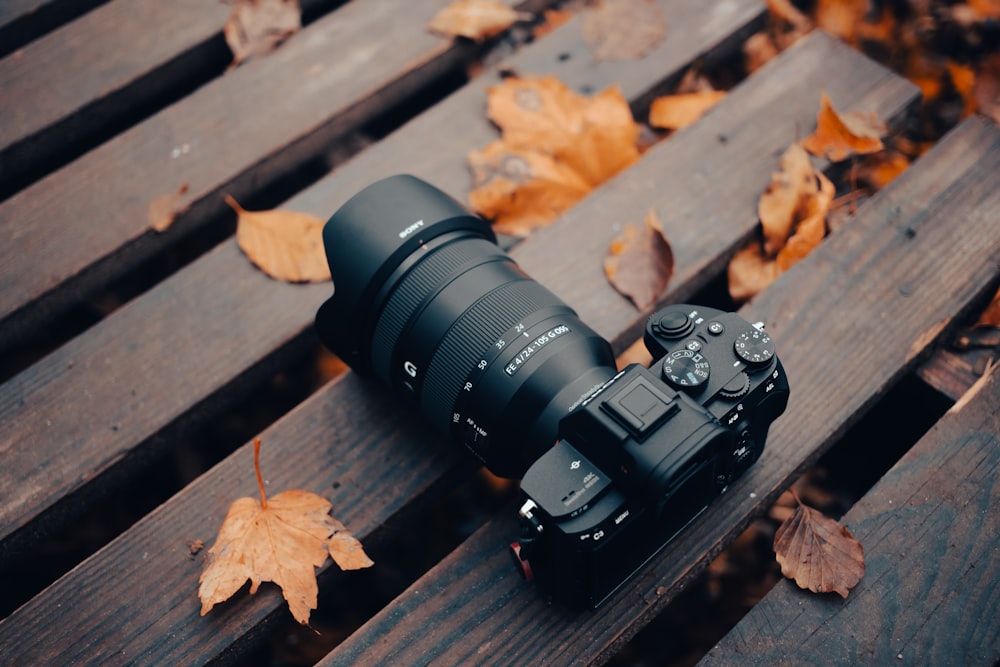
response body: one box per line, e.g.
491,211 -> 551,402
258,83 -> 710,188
316,175 -> 617,478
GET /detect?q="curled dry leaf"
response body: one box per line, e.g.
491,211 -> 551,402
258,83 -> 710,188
581,0 -> 667,61
604,209 -> 674,310
852,150 -> 910,191
198,439 -> 373,625
468,76 -> 640,236
224,0 -> 301,68
648,90 -> 726,131
800,92 -> 887,162
774,493 -> 865,598
728,143 -> 833,302
428,0 -> 529,41
974,285 -> 1000,328
148,183 -> 190,233
226,195 -> 330,283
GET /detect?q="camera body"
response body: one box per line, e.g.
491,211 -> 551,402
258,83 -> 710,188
511,305 -> 788,608
314,175 -> 789,610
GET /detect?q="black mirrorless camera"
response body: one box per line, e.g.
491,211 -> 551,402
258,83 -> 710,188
315,175 -> 789,609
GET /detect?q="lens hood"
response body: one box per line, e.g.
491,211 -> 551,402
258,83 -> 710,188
315,174 -> 496,374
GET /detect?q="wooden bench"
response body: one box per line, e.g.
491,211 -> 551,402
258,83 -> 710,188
1,0 -> 998,664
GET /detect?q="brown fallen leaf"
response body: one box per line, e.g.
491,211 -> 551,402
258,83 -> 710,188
648,90 -> 726,131
581,0 -> 667,62
224,0 -> 301,68
604,209 -> 674,310
226,195 -> 330,283
728,143 -> 833,302
742,31 -> 780,74
758,143 -> 819,257
973,52 -> 1000,125
199,438 -> 373,625
428,0 -> 529,41
773,491 -> 865,598
468,142 -> 592,236
852,149 -> 910,191
468,76 -> 640,235
974,285 -> 1000,328
800,92 -> 887,162
148,183 -> 190,233
533,8 -> 574,39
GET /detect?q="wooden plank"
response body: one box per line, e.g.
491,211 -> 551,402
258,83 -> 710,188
0,0 -> 530,353
314,115 -> 1000,666
0,0 -> 766,556
699,365 -> 1000,666
0,2 -> 771,662
0,0 -> 107,56
0,0 -> 232,187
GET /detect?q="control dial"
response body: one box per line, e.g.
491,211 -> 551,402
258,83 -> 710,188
662,349 -> 710,388
734,329 -> 775,365
719,372 -> 751,399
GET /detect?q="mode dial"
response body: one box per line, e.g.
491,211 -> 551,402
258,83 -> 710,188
734,329 -> 774,365
662,349 -> 710,388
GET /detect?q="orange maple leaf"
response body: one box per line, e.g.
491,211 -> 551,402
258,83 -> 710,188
800,92 -> 887,162
198,439 -> 373,625
468,76 -> 640,236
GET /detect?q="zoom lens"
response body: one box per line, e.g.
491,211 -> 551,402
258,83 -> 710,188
316,175 -> 617,477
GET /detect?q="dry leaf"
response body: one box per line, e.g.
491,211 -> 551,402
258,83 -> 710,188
813,0 -> 869,44
743,31 -> 780,74
758,144 -> 819,256
852,150 -> 910,190
581,0 -> 667,61
224,0 -> 301,68
468,142 -> 591,236
199,439 -> 373,625
766,0 -> 811,30
727,241 -> 781,304
648,90 -> 726,130
800,92 -> 887,162
604,209 -> 674,310
774,492 -> 865,598
428,0 -> 529,41
973,53 -> 1000,124
468,76 -> 640,235
975,285 -> 1000,328
776,170 -> 833,271
226,195 -> 330,283
728,144 -> 833,302
533,8 -> 573,39
148,183 -> 190,233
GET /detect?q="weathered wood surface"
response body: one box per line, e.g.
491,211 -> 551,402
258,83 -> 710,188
0,0 -> 232,189
0,0 -> 107,56
0,0 -> 542,353
316,116 -> 1000,666
700,363 -> 1000,666
0,1 -> 770,663
0,0 -> 765,559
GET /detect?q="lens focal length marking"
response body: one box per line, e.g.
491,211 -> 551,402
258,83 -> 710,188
505,325 -> 571,376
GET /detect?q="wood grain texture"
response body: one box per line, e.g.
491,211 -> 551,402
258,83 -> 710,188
0,0 -> 765,556
0,0 -> 232,182
315,116 -> 1000,666
0,2 -> 767,663
700,366 -> 1000,665
0,0 -> 108,56
0,0 -> 495,352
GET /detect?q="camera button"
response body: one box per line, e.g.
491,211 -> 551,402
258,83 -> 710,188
654,312 -> 694,338
707,321 -> 725,335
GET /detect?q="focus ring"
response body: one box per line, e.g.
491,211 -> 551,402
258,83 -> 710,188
420,279 -> 569,429
371,237 -> 505,383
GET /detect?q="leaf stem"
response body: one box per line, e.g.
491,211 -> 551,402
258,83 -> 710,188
253,437 -> 268,509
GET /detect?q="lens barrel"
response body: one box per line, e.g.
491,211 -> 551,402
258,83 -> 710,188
316,175 -> 617,477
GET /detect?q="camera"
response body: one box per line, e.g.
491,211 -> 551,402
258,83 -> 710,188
315,175 -> 789,608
